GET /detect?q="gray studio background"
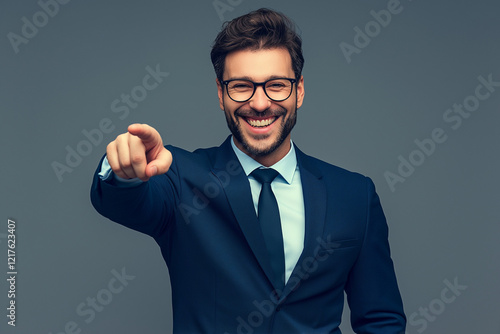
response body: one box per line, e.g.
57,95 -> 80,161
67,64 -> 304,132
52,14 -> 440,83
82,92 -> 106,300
1,0 -> 499,333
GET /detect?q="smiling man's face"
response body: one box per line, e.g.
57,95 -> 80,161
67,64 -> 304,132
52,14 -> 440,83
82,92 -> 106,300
217,47 -> 305,166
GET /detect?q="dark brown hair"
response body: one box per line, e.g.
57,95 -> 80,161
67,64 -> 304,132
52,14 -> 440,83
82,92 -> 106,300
211,8 -> 304,83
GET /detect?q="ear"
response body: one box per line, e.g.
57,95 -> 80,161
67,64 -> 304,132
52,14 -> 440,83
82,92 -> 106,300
296,75 -> 305,109
216,78 -> 224,111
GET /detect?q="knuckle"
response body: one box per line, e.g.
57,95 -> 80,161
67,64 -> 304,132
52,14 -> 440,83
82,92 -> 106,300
120,160 -> 132,169
115,132 -> 130,143
130,153 -> 144,164
114,171 -> 126,179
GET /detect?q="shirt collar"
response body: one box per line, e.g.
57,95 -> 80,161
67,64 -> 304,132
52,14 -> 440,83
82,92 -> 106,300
230,136 -> 298,185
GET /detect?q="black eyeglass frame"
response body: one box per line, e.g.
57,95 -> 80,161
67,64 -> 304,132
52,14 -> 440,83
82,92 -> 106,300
221,78 -> 297,102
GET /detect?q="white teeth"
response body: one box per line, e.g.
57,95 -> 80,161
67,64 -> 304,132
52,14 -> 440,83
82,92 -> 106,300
247,118 -> 275,127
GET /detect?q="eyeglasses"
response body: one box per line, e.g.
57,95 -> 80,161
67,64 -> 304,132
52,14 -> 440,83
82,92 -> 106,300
221,78 -> 297,102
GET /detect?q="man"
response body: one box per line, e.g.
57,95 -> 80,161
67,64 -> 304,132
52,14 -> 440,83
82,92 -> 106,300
91,8 -> 406,334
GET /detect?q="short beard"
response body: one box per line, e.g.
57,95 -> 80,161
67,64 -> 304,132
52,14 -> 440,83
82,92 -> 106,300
224,102 -> 297,157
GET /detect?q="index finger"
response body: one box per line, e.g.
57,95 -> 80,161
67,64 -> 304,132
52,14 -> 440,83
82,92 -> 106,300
127,123 -> 162,148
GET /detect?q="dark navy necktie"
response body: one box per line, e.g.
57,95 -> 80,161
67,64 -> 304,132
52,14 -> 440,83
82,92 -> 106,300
251,168 -> 285,290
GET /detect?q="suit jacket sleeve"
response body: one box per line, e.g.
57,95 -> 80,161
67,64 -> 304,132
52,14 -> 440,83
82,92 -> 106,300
344,177 -> 406,333
90,152 -> 179,238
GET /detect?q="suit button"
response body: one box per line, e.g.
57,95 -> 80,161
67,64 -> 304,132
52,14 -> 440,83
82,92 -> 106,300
276,306 -> 281,312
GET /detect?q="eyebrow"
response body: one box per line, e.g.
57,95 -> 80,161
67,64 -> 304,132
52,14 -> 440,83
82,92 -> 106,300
224,75 -> 291,81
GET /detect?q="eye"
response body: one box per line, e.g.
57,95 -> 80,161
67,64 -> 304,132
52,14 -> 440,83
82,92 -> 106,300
229,81 -> 253,90
234,84 -> 252,89
267,80 -> 288,90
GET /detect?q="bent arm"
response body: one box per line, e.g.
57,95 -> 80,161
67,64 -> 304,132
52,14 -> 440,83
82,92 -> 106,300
345,177 -> 406,334
90,153 -> 178,238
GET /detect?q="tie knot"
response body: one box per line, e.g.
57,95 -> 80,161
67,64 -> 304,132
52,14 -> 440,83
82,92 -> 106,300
251,168 -> 279,184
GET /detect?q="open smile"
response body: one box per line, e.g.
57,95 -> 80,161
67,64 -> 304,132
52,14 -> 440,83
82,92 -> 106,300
243,116 -> 278,128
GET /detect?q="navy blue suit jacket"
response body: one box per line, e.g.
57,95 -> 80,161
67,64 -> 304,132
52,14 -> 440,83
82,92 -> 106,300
90,136 -> 406,333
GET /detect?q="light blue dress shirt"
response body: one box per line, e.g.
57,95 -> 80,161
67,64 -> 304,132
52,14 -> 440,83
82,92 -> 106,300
98,137 -> 305,283
230,138 -> 305,284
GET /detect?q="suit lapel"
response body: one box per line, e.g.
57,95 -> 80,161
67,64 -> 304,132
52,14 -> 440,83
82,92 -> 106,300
281,146 -> 327,299
211,137 -> 277,289
210,138 -> 328,295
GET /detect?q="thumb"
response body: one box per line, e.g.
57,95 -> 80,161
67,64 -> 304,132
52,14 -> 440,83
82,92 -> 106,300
145,147 -> 173,178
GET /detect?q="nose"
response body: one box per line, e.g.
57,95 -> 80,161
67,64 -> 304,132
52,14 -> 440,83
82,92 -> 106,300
248,85 -> 271,112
